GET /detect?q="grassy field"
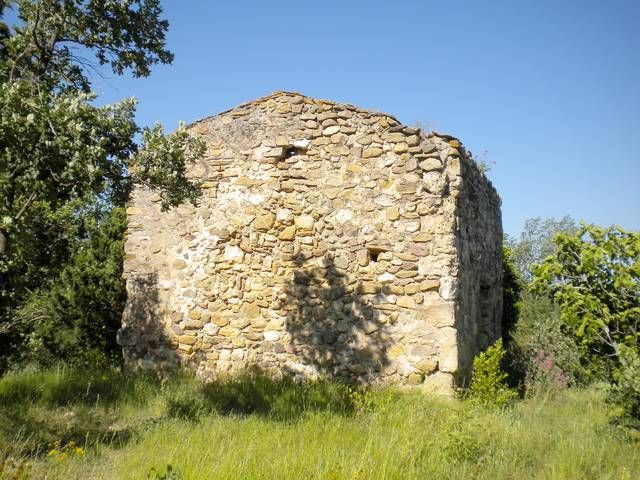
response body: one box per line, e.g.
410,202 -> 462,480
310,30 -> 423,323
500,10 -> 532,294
0,367 -> 638,480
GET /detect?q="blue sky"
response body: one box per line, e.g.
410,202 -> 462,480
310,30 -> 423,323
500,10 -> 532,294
90,0 -> 639,238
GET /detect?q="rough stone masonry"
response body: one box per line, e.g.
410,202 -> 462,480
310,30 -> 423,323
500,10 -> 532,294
118,91 -> 503,393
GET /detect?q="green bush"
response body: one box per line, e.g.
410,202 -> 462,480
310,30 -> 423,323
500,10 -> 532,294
10,207 -> 126,369
509,292 -> 582,395
611,346 -> 640,425
467,339 -> 518,407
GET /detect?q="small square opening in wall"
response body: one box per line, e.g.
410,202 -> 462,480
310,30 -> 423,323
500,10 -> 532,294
285,146 -> 307,158
367,247 -> 385,263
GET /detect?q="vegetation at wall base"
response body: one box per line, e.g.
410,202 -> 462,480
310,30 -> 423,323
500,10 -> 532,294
8,207 -> 127,369
466,339 -> 518,407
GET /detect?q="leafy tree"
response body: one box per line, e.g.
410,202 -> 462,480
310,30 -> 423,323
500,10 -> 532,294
0,1 -> 205,366
505,216 -> 578,283
532,224 -> 639,361
532,224 -> 640,418
1,0 -> 173,88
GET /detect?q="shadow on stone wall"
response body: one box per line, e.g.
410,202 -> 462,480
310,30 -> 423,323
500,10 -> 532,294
284,254 -> 390,383
117,271 -> 180,371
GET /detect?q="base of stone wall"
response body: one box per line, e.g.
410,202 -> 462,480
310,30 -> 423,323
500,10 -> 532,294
123,348 -> 455,395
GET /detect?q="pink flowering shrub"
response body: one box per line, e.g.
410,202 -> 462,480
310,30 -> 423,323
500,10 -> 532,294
525,350 -> 568,395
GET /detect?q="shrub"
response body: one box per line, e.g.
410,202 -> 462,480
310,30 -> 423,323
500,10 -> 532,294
509,292 -> 582,394
467,339 -> 518,407
10,207 -> 126,369
526,351 -> 568,393
611,346 -> 640,425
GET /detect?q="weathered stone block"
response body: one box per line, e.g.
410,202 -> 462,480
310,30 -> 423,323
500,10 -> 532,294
294,215 -> 314,230
278,225 -> 297,240
363,147 -> 383,158
359,281 -> 382,294
419,303 -> 455,328
178,335 -> 197,345
254,213 -> 276,232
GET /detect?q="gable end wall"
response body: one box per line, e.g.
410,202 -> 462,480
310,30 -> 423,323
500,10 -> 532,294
118,92 -> 503,392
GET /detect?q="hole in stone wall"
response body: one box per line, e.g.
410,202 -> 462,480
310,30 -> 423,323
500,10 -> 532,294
285,146 -> 307,158
367,247 -> 384,263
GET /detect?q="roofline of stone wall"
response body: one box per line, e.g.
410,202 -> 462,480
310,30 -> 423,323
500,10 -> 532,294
185,91 -> 403,128
426,131 -> 502,206
184,91 -> 501,204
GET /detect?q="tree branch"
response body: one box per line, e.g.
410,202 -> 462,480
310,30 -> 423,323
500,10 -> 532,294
14,190 -> 37,222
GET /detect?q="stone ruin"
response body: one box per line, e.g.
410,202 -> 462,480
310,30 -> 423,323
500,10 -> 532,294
118,91 -> 503,393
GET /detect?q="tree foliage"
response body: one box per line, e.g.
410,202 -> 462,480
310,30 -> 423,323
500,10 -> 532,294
505,216 -> 578,283
532,224 -> 640,360
532,223 -> 640,419
11,207 -> 126,367
2,0 -> 173,88
0,0 -> 205,366
612,345 -> 640,424
501,245 -> 523,341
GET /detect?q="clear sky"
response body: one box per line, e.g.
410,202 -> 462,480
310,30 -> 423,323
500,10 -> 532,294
91,0 -> 640,238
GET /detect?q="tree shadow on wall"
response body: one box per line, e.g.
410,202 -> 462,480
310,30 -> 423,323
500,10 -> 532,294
284,254 -> 390,384
117,271 -> 180,371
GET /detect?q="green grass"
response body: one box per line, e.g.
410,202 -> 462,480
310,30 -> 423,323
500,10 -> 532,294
0,367 -> 638,479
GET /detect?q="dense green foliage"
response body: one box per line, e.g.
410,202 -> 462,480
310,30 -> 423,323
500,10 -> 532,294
0,1 -> 205,369
1,367 -> 638,479
502,217 -> 586,395
504,219 -> 640,420
10,207 -> 126,368
532,224 -> 640,417
509,291 -> 582,394
612,345 -> 640,425
467,339 -> 518,407
501,246 -> 523,341
532,224 -> 639,360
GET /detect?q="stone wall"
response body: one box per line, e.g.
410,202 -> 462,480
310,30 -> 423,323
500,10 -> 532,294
118,92 -> 502,392
451,145 -> 503,384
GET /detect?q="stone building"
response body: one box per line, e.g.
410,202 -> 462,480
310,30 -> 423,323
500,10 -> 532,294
118,91 -> 503,392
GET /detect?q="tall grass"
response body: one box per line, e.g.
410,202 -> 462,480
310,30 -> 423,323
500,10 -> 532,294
1,367 -> 638,479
